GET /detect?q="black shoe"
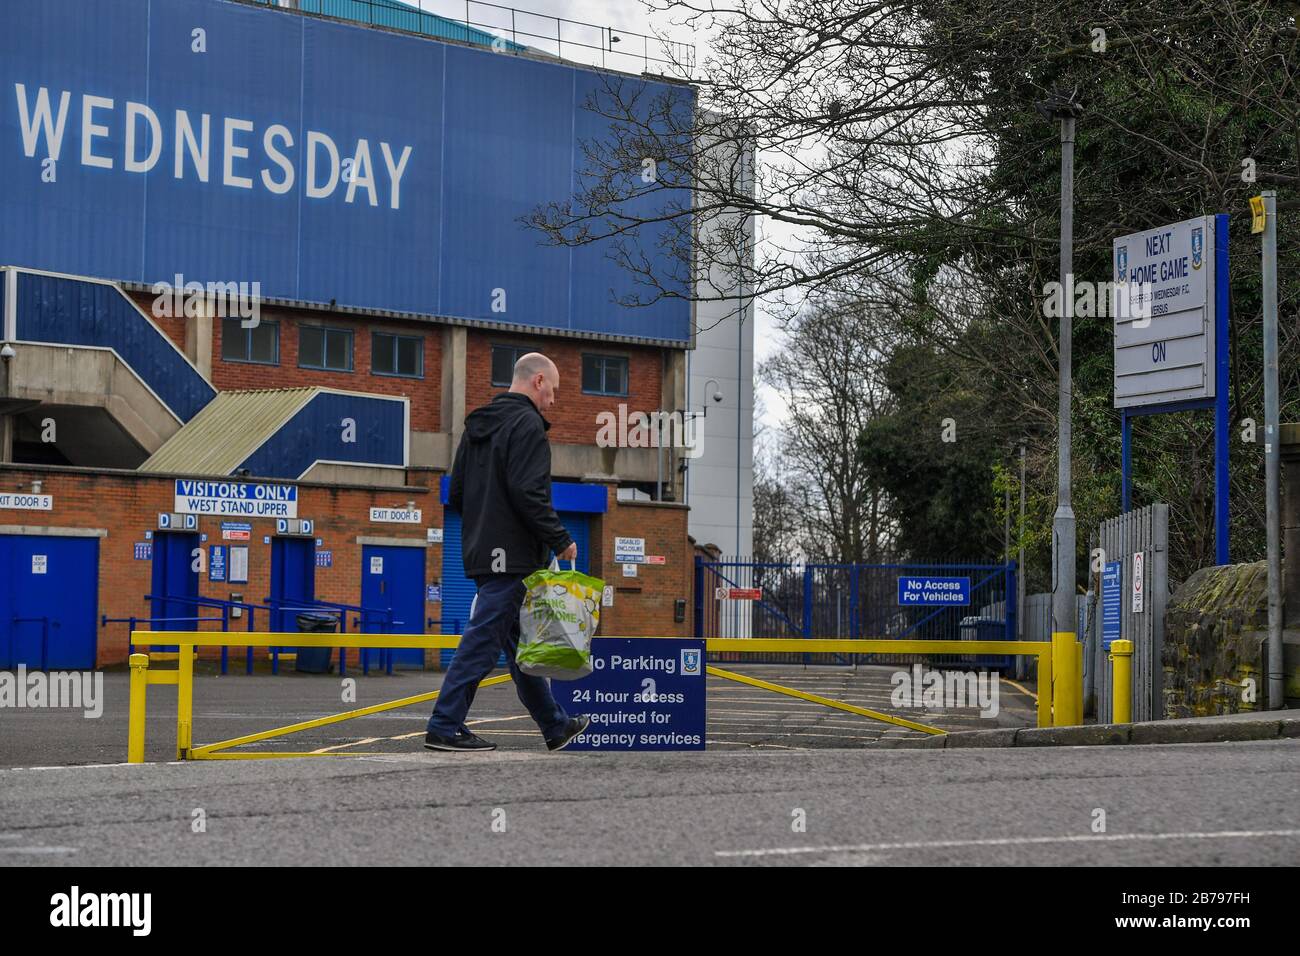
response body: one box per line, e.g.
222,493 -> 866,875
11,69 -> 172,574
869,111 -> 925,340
546,716 -> 591,752
424,730 -> 497,752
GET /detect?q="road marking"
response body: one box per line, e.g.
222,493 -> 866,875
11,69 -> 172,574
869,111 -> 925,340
1001,678 -> 1037,701
716,828 -> 1300,858
0,846 -> 79,854
309,714 -> 536,752
311,737 -> 384,754
702,738 -> 883,743
0,762 -> 171,772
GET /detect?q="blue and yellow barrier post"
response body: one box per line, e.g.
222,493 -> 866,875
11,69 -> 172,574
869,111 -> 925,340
1051,632 -> 1081,726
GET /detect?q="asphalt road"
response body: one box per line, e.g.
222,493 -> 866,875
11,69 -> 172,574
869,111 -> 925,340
2,665 -> 1295,866
2,739 -> 1297,866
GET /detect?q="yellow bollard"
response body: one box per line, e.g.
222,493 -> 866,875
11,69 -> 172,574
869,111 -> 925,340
1075,641 -> 1085,725
1051,632 -> 1080,726
1036,649 -> 1053,728
127,653 -> 149,764
177,644 -> 194,760
1110,639 -> 1133,724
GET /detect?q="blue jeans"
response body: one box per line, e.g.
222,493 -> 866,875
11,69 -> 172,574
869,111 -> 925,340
427,574 -> 570,739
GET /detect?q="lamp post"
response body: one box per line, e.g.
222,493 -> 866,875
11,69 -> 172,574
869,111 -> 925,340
1037,91 -> 1084,725
1,341 -> 14,464
1261,190 -> 1283,709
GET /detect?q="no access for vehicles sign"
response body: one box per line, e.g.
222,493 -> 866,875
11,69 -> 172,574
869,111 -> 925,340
897,576 -> 971,606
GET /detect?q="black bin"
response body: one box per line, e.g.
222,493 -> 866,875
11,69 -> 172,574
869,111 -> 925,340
295,612 -> 337,674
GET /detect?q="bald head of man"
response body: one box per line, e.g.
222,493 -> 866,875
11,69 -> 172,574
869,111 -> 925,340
511,352 -> 560,412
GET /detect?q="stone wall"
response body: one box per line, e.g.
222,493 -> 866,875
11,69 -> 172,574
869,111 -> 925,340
1164,561 -> 1284,717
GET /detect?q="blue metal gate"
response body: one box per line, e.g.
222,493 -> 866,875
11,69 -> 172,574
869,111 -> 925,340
695,559 -> 1018,669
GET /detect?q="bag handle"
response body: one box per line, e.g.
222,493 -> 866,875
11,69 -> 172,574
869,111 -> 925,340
548,556 -> 577,572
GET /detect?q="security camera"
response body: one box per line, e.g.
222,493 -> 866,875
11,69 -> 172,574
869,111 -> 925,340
0,343 -> 14,359
711,391 -> 724,403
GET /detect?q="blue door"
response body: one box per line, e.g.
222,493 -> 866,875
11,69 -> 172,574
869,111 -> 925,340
0,535 -> 99,670
438,513 -> 590,667
270,537 -> 317,632
360,545 -> 425,669
150,531 -> 199,650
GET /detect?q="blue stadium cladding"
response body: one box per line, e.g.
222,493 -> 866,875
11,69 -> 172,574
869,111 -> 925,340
0,0 -> 694,343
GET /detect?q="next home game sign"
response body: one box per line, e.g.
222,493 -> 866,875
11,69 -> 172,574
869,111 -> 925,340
897,576 -> 971,606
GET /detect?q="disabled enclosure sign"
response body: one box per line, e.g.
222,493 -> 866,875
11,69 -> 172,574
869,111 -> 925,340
559,638 -> 706,751
897,576 -> 971,606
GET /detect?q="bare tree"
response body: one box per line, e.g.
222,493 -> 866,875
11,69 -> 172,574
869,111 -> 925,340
759,298 -> 896,562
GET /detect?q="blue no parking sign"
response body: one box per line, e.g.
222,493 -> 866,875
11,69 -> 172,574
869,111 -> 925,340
557,638 -> 706,751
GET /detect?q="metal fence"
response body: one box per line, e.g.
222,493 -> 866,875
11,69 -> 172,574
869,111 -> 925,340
1090,504 -> 1169,722
251,0 -> 696,75
694,558 -> 1018,668
1016,592 -> 1090,686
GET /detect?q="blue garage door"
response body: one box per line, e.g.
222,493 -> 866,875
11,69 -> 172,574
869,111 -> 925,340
0,535 -> 99,670
438,513 -> 590,667
360,544 -> 426,669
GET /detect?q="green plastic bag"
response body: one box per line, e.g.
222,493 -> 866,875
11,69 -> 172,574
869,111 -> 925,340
517,559 -> 604,679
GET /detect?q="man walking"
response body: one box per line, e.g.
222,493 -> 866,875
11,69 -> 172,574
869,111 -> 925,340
425,352 -> 591,752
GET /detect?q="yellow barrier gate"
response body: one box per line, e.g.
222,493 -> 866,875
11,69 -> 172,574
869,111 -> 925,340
126,631 -> 1071,762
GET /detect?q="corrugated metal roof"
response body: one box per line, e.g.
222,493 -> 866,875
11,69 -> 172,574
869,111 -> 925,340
139,388 -> 317,476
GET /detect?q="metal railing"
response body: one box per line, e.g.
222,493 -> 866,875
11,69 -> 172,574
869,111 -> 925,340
10,616 -> 54,671
109,594 -> 396,676
695,558 -> 1019,670
247,0 -> 695,76
125,632 -> 1074,762
263,595 -> 398,675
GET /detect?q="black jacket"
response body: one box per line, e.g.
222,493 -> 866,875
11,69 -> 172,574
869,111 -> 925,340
447,392 -> 573,577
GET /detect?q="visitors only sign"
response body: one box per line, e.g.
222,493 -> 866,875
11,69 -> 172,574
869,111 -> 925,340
174,480 -> 298,517
560,638 -> 706,750
897,576 -> 971,606
1112,216 -> 1218,408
